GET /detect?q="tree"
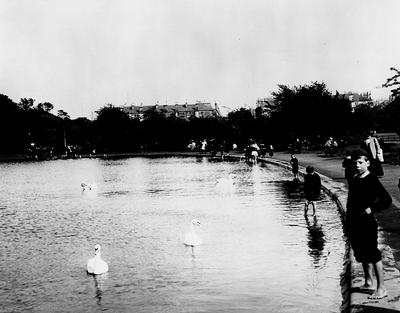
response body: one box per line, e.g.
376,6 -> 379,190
18,98 -> 35,111
0,94 -> 27,154
226,108 -> 256,144
37,102 -> 54,112
382,67 -> 400,98
57,110 -> 70,120
93,104 -> 133,152
268,82 -> 352,144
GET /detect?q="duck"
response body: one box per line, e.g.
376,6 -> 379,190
184,219 -> 202,247
87,244 -> 109,275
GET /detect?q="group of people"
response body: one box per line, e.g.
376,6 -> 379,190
290,130 -> 392,300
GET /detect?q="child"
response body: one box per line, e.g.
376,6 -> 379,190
290,154 -> 299,180
346,150 -> 392,299
303,166 -> 321,216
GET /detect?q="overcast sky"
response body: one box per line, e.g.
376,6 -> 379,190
1,0 -> 399,118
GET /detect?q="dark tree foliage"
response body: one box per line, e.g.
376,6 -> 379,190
226,108 -> 256,145
382,67 -> 400,98
18,98 -> 35,111
26,108 -> 60,149
37,102 -> 54,112
269,82 -> 352,144
378,97 -> 400,133
1,82 -> 398,157
68,117 -> 95,154
93,104 -> 133,153
0,94 -> 27,154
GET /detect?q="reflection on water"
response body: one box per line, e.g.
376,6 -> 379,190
91,273 -> 108,305
0,157 -> 347,313
305,215 -> 327,268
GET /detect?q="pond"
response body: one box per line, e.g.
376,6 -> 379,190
0,157 -> 347,313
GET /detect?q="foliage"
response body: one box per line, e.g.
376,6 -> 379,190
37,102 -> 54,112
0,81 -> 399,157
269,82 -> 352,143
382,67 -> 400,98
93,104 -> 134,153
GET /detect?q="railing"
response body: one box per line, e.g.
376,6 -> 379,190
378,134 -> 400,143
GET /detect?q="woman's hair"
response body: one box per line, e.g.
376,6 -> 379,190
306,166 -> 314,174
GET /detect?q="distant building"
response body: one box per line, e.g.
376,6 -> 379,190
120,102 -> 221,121
342,92 -> 373,111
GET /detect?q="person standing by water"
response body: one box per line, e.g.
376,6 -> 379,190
303,166 -> 321,216
290,154 -> 299,180
360,131 -> 384,177
346,150 -> 392,299
342,150 -> 355,182
269,144 -> 274,157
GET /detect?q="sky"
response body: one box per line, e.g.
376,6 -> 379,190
1,0 -> 399,119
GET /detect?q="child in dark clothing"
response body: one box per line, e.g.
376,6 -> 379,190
346,150 -> 392,299
290,154 -> 299,180
304,166 -> 321,216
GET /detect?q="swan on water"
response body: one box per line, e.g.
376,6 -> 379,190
81,183 -> 98,192
87,244 -> 109,275
184,219 -> 202,246
81,183 -> 92,191
215,174 -> 235,193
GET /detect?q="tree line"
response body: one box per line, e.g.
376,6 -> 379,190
1,80 -> 399,157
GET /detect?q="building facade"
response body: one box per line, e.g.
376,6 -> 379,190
120,102 -> 221,121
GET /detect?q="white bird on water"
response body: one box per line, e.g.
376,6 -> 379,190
184,219 -> 202,247
216,174 -> 235,193
87,244 -> 109,275
81,183 -> 92,191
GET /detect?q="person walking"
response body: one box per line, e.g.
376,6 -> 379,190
346,150 -> 392,299
360,131 -> 384,177
290,154 -> 299,180
303,166 -> 321,216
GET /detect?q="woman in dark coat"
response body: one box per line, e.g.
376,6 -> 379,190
346,150 -> 392,299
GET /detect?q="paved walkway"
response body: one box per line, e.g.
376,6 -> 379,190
268,151 -> 400,313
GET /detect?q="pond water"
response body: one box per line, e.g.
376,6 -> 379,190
0,157 -> 347,313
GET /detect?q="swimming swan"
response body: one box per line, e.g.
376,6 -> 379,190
184,219 -> 202,246
81,183 -> 92,191
216,174 -> 235,193
87,244 -> 109,275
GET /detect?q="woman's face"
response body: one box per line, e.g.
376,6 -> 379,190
354,156 -> 370,175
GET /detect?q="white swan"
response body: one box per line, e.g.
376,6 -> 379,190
87,244 -> 109,275
184,219 -> 202,246
81,183 -> 92,191
216,174 -> 235,193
